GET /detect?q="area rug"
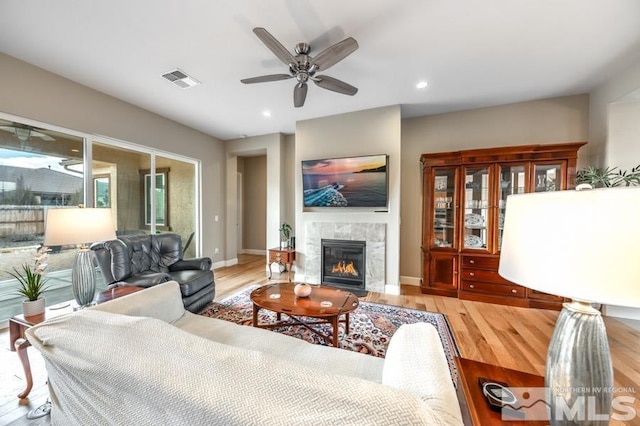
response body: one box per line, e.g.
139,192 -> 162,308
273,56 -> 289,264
200,286 -> 460,383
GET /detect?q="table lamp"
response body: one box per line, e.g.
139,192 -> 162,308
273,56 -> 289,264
43,208 -> 116,308
498,186 -> 640,424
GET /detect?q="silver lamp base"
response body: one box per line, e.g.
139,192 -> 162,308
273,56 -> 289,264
72,247 -> 97,309
546,301 -> 613,425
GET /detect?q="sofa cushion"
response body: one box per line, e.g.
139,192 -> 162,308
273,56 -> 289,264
118,234 -> 181,275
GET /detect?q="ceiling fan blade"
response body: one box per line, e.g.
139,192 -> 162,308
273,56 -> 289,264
294,83 -> 308,108
312,37 -> 358,71
31,130 -> 55,141
314,75 -> 358,96
253,27 -> 297,66
241,74 -> 293,84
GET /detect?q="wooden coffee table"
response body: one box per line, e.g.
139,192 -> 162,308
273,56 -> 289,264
250,283 -> 359,347
9,286 -> 144,399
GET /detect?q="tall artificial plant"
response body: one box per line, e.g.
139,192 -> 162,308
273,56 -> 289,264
576,164 -> 640,188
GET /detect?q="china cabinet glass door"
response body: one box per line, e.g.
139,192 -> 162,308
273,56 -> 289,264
533,162 -> 563,192
463,166 -> 490,251
431,168 -> 457,249
498,164 -> 527,251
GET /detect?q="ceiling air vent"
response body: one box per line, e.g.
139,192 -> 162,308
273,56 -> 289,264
161,68 -> 201,89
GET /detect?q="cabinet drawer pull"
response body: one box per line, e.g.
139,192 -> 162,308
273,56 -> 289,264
511,289 -> 517,293
469,272 -> 475,276
469,260 -> 475,264
469,284 -> 475,289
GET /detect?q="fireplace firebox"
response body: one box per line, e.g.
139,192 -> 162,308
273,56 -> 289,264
321,239 -> 366,296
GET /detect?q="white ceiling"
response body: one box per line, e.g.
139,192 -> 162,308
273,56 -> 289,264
1,0 -> 639,141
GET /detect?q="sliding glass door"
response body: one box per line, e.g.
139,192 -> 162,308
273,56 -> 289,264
0,115 -> 200,323
0,117 -> 90,320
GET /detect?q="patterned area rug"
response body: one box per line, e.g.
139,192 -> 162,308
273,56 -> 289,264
200,286 -> 460,382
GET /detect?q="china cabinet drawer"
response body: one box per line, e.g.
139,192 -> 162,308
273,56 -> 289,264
461,268 -> 512,285
461,255 -> 499,270
461,281 -> 525,298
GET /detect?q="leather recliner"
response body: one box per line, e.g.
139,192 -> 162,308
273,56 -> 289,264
91,233 -> 215,313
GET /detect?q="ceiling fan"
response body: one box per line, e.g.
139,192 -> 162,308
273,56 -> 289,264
241,27 -> 359,108
0,123 -> 55,142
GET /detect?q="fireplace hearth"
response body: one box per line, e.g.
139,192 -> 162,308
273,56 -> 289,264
321,239 -> 366,296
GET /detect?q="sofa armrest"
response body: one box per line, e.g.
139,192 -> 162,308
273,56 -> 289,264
169,257 -> 212,272
118,272 -> 172,288
382,323 -> 463,425
90,281 -> 185,323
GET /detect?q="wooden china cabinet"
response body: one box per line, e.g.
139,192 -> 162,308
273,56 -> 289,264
421,142 -> 586,309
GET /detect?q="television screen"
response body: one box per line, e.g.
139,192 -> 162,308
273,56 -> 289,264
302,154 -> 388,208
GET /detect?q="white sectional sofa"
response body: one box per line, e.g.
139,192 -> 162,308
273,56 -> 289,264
26,281 -> 463,425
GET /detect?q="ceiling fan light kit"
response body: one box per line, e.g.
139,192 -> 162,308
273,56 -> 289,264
0,123 -> 55,143
241,27 -> 359,108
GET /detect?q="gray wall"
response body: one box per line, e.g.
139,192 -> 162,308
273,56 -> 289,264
400,94 -> 590,280
0,53 -> 225,263
295,105 -> 402,288
589,55 -> 640,320
242,156 -> 267,251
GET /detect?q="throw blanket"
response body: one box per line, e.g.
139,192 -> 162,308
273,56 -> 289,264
28,310 -> 453,425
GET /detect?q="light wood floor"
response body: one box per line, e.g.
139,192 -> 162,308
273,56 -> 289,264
1,254 -> 639,425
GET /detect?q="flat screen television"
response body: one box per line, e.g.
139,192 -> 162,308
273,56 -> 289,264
302,154 -> 388,208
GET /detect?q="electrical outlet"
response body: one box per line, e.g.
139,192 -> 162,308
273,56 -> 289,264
214,248 -> 219,254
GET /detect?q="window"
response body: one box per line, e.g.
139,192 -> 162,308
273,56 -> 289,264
93,176 -> 110,207
142,168 -> 169,229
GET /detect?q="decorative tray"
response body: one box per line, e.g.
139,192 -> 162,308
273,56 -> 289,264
465,213 -> 484,228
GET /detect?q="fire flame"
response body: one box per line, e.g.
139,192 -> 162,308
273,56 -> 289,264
331,261 -> 358,276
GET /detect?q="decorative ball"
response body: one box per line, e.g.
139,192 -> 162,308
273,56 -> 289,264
294,283 -> 312,298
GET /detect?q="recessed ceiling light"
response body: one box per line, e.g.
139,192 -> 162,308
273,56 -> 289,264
262,110 -> 272,118
416,81 -> 428,89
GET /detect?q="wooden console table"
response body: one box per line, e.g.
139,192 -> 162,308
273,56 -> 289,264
267,247 -> 296,282
455,358 -> 547,425
8,286 -> 144,399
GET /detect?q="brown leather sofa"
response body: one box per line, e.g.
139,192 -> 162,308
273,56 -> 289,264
91,233 -> 214,313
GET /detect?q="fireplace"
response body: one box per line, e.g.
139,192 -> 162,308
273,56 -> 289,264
321,239 -> 366,296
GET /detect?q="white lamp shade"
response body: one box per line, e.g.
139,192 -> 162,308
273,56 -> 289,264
43,208 -> 117,246
498,187 -> 640,307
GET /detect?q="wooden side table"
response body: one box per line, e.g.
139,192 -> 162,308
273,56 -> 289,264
8,286 -> 144,399
455,358 -> 547,425
267,247 -> 295,282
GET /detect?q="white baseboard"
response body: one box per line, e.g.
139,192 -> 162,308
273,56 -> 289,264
213,258 -> 238,269
242,249 -> 267,256
602,305 -> 640,320
384,284 -> 401,295
400,275 -> 421,286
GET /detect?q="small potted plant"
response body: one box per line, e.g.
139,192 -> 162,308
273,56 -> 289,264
279,222 -> 292,249
9,246 -> 50,317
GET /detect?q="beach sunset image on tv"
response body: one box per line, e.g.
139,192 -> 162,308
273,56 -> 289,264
302,154 -> 388,207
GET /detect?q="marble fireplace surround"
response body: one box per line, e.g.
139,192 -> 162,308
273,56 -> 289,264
305,222 -> 386,293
